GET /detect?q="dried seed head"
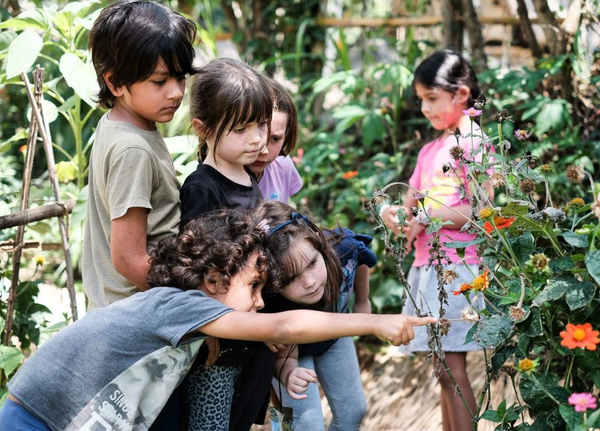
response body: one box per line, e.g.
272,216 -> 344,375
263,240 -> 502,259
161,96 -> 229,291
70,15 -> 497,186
461,307 -> 480,323
510,306 -> 526,321
566,165 -> 585,184
449,145 -> 464,161
501,365 -> 518,377
519,178 -> 536,194
491,173 -> 506,188
439,318 -> 451,336
441,270 -> 459,285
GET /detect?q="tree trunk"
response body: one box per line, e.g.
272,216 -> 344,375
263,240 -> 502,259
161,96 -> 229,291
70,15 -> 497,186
461,0 -> 488,71
515,0 -> 543,59
531,0 -> 566,55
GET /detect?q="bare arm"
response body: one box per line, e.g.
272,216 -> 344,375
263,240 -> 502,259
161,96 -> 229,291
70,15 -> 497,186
352,265 -> 371,314
111,207 -> 151,291
199,310 -> 437,347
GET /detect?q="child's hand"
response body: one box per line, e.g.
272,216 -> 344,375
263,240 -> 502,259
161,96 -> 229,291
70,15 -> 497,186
204,337 -> 220,368
353,298 -> 372,314
266,343 -> 290,353
375,314 -> 437,346
404,217 -> 426,252
379,205 -> 402,235
285,367 -> 318,400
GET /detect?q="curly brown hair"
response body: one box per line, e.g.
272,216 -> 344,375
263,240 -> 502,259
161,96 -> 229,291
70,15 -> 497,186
252,201 -> 342,311
148,208 -> 271,293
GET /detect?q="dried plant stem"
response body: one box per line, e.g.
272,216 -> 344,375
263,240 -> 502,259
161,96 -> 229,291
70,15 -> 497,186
380,182 -> 495,241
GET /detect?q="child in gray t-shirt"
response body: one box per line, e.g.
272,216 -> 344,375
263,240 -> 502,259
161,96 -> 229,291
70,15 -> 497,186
2,208 -> 436,431
83,1 -> 196,310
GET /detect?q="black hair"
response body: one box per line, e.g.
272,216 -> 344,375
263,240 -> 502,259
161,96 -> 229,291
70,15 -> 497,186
148,208 -> 271,293
252,201 -> 342,311
89,0 -> 198,109
266,77 -> 298,156
414,50 -> 481,107
190,58 -> 273,161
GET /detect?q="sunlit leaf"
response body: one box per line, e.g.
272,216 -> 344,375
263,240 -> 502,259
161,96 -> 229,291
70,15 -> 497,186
6,30 -> 43,79
59,53 -> 99,108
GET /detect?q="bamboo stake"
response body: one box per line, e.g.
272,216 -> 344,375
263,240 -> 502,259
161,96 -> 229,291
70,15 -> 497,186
22,68 -> 78,322
0,200 -> 75,230
3,72 -> 41,346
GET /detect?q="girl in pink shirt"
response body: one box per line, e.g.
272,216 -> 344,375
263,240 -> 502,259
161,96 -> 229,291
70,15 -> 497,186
381,50 -> 492,431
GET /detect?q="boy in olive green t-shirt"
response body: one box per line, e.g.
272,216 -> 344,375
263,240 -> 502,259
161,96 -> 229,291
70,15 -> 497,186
82,1 -> 198,309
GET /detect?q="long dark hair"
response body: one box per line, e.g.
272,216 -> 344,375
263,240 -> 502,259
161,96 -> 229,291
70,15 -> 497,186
148,208 -> 271,293
89,1 -> 198,109
414,50 -> 481,107
190,58 -> 273,161
253,201 -> 342,311
266,77 -> 298,156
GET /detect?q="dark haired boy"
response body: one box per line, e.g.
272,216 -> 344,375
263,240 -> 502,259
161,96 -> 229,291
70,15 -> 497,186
83,0 -> 198,309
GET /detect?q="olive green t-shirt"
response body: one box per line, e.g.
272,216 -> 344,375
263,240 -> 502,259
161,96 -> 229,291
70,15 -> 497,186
82,114 -> 181,310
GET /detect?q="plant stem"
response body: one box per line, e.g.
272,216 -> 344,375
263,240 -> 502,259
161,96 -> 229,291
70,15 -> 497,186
564,355 -> 575,389
529,373 -> 561,405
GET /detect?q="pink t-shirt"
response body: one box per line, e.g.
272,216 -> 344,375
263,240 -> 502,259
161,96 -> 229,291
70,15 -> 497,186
258,155 -> 303,203
409,126 -> 489,267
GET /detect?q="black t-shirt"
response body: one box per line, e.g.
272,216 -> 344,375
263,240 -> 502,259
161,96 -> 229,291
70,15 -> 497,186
180,164 -> 263,226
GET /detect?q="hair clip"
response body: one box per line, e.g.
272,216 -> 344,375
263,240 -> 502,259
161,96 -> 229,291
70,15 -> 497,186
257,219 -> 270,232
269,212 -> 311,234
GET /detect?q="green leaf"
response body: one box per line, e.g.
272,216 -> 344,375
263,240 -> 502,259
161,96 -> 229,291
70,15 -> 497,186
585,250 -> 600,286
0,9 -> 50,31
533,274 -> 575,306
491,345 -> 515,374
474,315 -> 514,348
565,281 -> 595,310
0,345 -> 24,376
0,30 -> 17,53
560,232 -> 589,248
0,128 -> 28,152
6,30 -> 43,79
312,71 -> 350,94
520,373 -> 569,414
444,238 -> 486,248
332,104 -> 368,120
559,405 -> 579,431
56,160 -> 78,183
481,409 -> 502,422
523,307 -> 543,337
508,232 -> 535,264
535,99 -> 571,135
361,112 -> 385,146
59,53 -> 99,108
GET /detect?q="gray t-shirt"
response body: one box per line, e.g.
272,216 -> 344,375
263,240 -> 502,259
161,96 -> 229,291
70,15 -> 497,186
9,288 -> 233,431
83,113 -> 181,309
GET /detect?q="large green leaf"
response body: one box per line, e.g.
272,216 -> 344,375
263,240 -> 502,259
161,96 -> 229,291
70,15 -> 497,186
59,53 -> 99,108
474,315 -> 514,348
560,231 -> 589,249
361,112 -> 385,146
586,250 -> 600,286
0,9 -> 51,31
0,346 -> 24,376
5,30 -> 43,79
533,274 -> 577,306
508,232 -> 535,264
565,281 -> 595,310
535,99 -> 571,135
312,71 -> 351,94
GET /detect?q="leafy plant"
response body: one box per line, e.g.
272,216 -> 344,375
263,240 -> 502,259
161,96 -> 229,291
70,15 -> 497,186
369,101 -> 600,430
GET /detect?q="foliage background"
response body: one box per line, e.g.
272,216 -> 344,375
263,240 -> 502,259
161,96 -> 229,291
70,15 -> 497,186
0,0 -> 599,423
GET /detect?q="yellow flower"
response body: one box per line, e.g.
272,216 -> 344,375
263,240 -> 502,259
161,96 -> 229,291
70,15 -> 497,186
570,197 -> 585,207
479,208 -> 493,219
516,358 -> 536,373
34,255 -> 45,266
471,269 -> 490,291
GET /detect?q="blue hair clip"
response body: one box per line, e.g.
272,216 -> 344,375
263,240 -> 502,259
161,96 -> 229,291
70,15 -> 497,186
269,212 -> 311,234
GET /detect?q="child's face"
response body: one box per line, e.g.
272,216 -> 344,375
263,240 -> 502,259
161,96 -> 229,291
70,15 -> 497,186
212,252 -> 266,312
247,111 -> 288,175
203,120 -> 268,168
280,238 -> 327,305
113,59 -> 185,130
415,83 -> 462,131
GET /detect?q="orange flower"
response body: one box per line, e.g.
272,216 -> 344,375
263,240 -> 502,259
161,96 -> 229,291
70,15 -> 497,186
19,145 -> 27,153
472,268 -> 490,291
560,323 -> 600,351
483,216 -> 516,234
342,171 -> 359,180
452,283 -> 473,296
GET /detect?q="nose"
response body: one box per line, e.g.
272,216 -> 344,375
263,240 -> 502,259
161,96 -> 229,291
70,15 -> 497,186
259,144 -> 269,155
300,272 -> 315,290
254,291 -> 265,310
167,77 -> 184,100
421,100 -> 430,115
249,125 -> 262,146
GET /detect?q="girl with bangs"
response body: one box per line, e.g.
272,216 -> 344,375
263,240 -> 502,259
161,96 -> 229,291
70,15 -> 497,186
179,57 -> 273,431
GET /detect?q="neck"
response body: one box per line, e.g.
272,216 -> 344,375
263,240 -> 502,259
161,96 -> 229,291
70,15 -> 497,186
203,154 -> 251,186
109,100 -> 156,131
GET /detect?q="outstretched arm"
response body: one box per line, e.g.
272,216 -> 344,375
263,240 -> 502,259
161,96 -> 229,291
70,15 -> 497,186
199,310 -> 437,347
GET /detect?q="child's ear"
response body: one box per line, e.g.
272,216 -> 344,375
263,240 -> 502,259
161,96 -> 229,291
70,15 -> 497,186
203,269 -> 223,295
454,85 -> 471,106
102,71 -> 125,97
192,118 -> 207,138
